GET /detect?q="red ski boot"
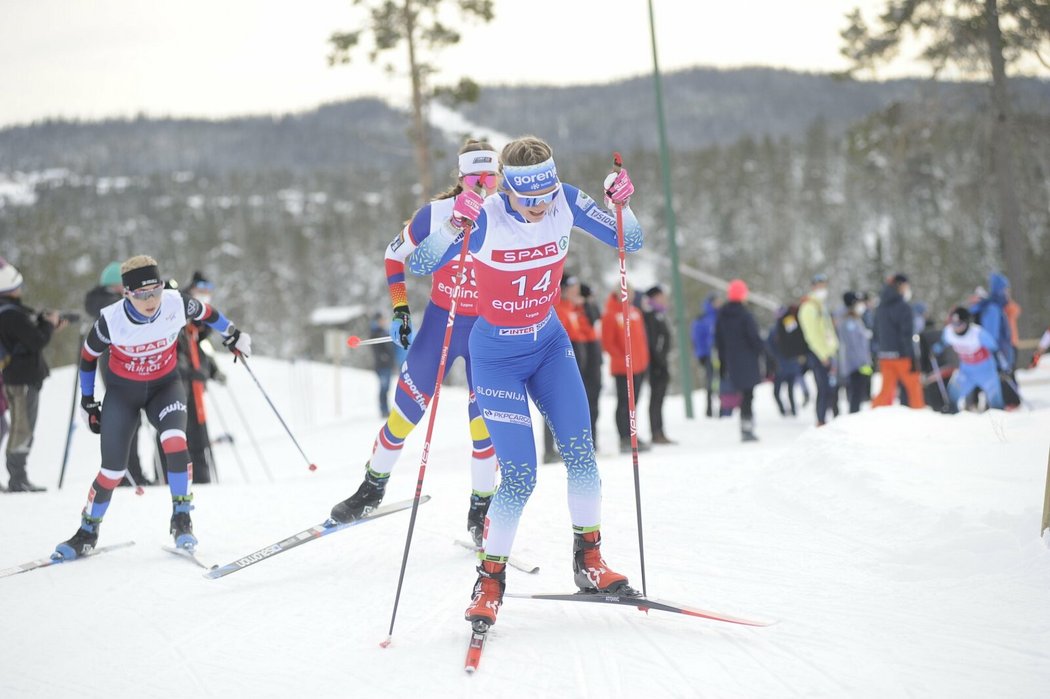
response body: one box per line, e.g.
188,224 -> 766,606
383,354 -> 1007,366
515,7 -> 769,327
464,560 -> 506,625
573,530 -> 636,594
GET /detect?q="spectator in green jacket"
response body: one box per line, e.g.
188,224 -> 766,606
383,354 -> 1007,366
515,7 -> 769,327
798,273 -> 839,426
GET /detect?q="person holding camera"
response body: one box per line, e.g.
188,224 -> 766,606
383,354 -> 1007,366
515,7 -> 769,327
0,257 -> 71,492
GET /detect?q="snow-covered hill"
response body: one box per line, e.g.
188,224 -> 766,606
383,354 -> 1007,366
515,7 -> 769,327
2,356 -> 1048,698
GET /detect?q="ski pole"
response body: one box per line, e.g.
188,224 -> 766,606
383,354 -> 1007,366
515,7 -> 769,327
347,335 -> 393,348
928,354 -> 952,411
221,381 -> 274,483
382,176 -> 487,647
236,356 -> 317,472
58,326 -> 88,489
611,151 -> 648,597
122,467 -> 145,496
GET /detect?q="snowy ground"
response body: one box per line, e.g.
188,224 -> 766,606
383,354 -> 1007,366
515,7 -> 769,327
2,354 -> 1049,698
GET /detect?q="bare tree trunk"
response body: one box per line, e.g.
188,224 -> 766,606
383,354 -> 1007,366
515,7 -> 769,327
984,0 -> 1028,333
404,0 -> 432,202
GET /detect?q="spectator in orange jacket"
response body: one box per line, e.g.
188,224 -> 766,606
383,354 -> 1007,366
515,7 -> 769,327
1003,291 -> 1021,368
601,286 -> 650,454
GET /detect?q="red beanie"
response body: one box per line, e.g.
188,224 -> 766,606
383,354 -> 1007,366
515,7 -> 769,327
726,279 -> 748,302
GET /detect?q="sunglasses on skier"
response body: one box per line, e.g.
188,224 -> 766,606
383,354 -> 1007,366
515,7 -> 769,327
516,187 -> 560,208
462,173 -> 498,191
504,181 -> 561,208
126,285 -> 164,301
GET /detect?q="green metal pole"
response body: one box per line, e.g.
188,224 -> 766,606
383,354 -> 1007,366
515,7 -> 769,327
648,0 -> 694,418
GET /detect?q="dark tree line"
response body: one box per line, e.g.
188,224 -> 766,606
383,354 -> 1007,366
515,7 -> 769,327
2,68 -> 1048,385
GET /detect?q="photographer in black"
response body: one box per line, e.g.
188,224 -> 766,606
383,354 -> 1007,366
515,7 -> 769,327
0,258 -> 71,492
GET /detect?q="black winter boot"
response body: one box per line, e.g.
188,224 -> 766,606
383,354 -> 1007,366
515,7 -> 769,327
7,463 -> 46,492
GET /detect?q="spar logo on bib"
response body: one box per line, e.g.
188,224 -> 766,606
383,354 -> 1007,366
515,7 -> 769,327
493,242 -> 560,264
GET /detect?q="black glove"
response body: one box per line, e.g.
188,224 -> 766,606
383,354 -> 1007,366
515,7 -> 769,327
80,395 -> 102,434
391,305 -> 415,349
222,327 -> 252,361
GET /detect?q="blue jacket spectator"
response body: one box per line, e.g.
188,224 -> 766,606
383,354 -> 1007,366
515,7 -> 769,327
691,296 -> 718,360
971,272 -> 1013,367
690,294 -> 719,418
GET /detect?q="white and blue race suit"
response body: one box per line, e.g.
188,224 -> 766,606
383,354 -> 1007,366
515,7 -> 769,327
408,184 -> 642,561
940,323 -> 1003,409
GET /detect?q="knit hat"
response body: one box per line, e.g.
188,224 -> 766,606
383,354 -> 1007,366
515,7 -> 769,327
0,257 -> 24,294
726,279 -> 749,303
99,261 -> 122,287
843,291 -> 859,307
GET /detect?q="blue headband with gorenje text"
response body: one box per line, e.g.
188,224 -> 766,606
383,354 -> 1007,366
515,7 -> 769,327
502,158 -> 559,195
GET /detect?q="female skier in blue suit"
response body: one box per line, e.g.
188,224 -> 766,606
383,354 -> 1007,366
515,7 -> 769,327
408,136 -> 643,626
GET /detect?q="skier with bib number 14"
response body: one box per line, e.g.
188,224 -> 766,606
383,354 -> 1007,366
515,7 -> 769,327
406,135 -> 643,627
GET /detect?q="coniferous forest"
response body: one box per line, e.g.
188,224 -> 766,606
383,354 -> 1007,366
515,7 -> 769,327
2,67 -> 1049,382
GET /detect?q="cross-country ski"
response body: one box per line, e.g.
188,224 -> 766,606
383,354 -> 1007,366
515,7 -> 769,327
0,541 -> 136,579
504,591 -> 774,627
162,545 -> 216,570
205,496 -> 429,579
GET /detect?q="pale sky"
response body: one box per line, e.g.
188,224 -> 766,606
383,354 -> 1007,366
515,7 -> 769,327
0,0 -> 1036,128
